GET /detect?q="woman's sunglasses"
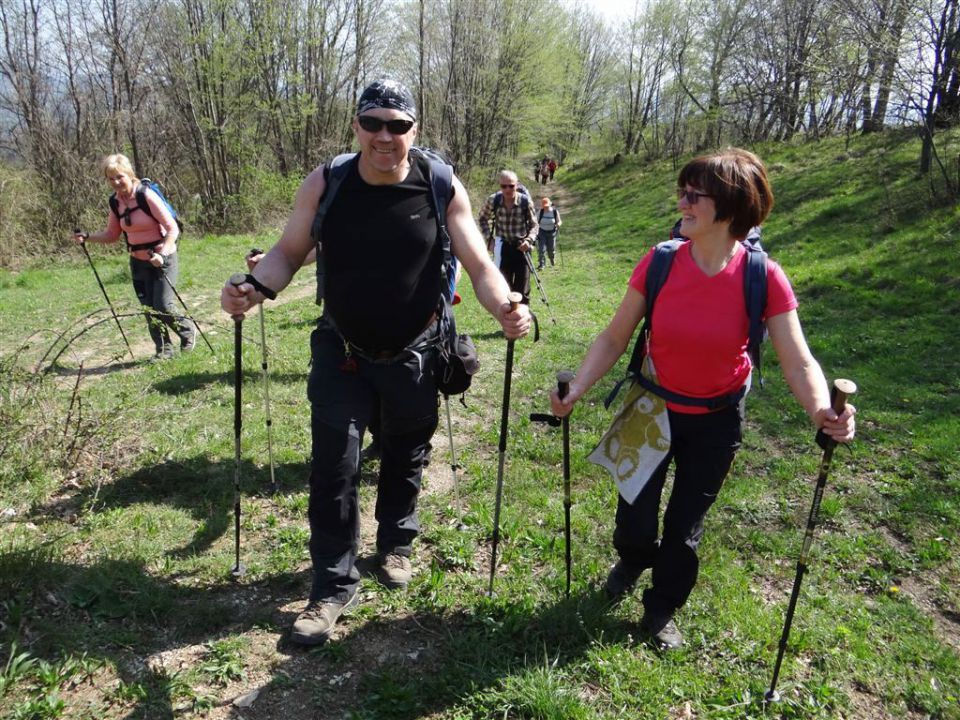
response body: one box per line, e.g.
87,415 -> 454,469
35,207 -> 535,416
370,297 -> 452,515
357,115 -> 415,135
677,188 -> 712,204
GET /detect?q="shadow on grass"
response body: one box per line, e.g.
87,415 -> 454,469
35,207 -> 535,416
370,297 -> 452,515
151,370 -> 307,395
0,543 -> 635,720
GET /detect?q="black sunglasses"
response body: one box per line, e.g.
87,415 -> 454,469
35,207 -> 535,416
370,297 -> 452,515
357,115 -> 415,135
677,188 -> 712,204
500,183 -> 516,189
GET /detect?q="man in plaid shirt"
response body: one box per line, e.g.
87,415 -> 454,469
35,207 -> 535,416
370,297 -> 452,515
478,170 -> 538,304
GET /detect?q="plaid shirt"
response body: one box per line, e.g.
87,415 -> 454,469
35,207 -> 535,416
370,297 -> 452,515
478,193 -> 538,245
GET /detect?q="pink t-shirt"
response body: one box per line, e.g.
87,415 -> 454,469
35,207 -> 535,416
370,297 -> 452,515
628,241 -> 797,413
104,185 -> 179,258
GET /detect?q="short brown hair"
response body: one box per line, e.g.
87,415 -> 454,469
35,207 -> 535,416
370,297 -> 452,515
677,148 -> 774,238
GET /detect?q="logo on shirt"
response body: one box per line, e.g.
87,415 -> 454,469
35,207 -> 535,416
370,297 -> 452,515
409,213 -> 421,220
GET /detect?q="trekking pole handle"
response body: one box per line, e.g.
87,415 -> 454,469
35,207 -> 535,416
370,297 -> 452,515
73,228 -> 89,241
229,273 -> 247,321
507,291 -> 522,312
831,378 -> 857,412
557,370 -> 574,401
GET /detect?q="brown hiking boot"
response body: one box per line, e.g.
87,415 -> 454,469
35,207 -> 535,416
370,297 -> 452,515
377,552 -> 412,589
290,594 -> 358,646
640,612 -> 684,651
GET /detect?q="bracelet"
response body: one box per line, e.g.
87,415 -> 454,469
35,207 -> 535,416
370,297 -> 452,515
245,273 -> 277,300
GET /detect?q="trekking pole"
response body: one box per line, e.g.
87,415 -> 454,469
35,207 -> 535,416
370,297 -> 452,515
157,269 -> 215,354
229,273 -> 247,578
487,291 -> 522,596
557,370 -> 574,597
443,394 -> 466,530
556,229 -> 563,268
764,378 -> 857,705
74,230 -> 135,361
523,252 -> 557,325
258,303 -> 277,495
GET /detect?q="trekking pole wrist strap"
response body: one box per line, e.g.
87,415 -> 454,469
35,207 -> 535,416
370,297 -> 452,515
245,274 -> 277,300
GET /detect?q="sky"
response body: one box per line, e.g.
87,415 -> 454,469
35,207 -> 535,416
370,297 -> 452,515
576,0 -> 640,25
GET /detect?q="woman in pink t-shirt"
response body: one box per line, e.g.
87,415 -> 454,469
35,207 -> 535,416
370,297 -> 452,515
73,154 -> 195,360
550,148 -> 856,650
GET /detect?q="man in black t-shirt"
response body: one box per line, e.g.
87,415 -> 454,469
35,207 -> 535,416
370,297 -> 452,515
222,79 -> 531,646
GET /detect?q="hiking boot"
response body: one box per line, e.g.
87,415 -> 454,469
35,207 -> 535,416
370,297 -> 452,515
290,594 -> 358,646
151,347 -> 174,363
377,552 -> 413,589
360,440 -> 381,464
640,612 -> 684,650
181,336 -> 196,352
604,559 -> 646,603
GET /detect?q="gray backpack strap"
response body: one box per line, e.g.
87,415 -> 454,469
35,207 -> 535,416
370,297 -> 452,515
311,153 -> 356,305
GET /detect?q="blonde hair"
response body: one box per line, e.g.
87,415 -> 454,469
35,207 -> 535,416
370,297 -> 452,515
541,197 -> 551,207
101,153 -> 136,181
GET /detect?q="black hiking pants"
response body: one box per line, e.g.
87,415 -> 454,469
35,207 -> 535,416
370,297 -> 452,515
306,321 -> 440,604
613,405 -> 742,618
498,240 -> 531,304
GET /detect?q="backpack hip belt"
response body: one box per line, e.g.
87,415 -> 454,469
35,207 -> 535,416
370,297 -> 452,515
126,238 -> 165,254
319,313 -> 441,365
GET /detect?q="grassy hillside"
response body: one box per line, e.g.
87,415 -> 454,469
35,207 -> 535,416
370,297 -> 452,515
0,129 -> 957,719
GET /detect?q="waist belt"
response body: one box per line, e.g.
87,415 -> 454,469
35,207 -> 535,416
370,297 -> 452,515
126,239 -> 164,253
320,313 -> 440,364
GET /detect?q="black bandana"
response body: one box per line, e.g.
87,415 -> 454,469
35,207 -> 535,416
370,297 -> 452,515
356,79 -> 417,120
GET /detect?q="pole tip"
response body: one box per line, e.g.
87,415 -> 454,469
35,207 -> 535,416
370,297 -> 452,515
763,689 -> 780,704
230,563 -> 246,578
229,272 -> 247,287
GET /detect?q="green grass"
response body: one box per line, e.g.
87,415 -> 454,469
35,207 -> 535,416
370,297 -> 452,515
1,129 -> 958,718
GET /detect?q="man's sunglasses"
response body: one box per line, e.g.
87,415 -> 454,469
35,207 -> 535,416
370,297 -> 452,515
677,188 -> 712,204
500,183 -> 516,189
357,115 -> 415,135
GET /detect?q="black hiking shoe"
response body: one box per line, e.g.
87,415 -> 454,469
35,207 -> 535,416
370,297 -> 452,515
640,612 -> 684,651
290,594 -> 359,646
603,560 -> 646,603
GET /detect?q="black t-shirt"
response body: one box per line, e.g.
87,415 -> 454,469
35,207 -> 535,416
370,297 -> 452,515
322,154 -> 445,352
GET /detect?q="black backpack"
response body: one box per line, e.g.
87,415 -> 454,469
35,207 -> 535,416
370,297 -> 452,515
309,147 -> 477,396
605,238 -> 768,410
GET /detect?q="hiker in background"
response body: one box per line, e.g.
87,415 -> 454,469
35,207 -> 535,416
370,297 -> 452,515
478,170 -> 538,304
549,147 -> 855,651
534,159 -> 542,185
222,79 -> 531,646
548,158 -> 557,182
73,153 -> 195,361
541,155 -> 550,185
536,197 -> 562,270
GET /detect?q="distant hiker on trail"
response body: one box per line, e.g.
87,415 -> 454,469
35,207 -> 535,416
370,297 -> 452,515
536,197 -> 562,270
477,170 -> 538,304
547,158 -> 557,181
221,79 -> 531,647
541,156 -> 550,184
549,148 -> 856,652
73,153 -> 195,361
534,159 -> 542,184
